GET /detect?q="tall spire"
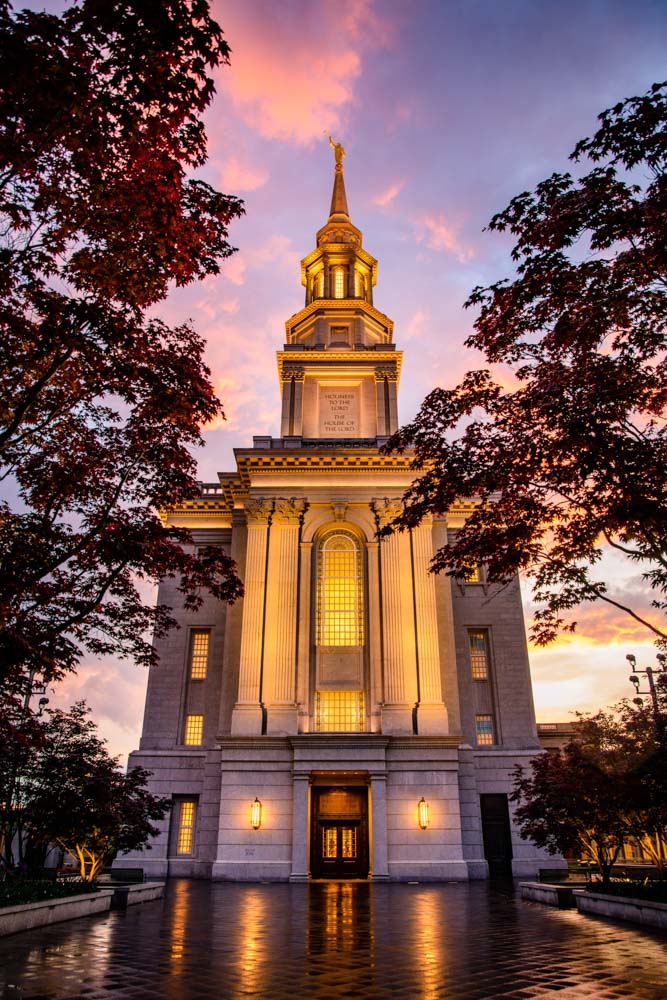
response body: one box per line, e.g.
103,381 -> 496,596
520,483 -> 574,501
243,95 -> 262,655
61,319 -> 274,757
328,136 -> 349,221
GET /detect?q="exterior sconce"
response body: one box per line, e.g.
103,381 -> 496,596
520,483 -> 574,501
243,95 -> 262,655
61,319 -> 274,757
250,797 -> 262,830
418,797 -> 429,830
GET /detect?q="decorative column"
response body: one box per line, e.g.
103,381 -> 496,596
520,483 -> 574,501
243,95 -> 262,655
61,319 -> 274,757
281,366 -> 305,438
231,499 -> 274,736
289,772 -> 310,881
266,498 -> 308,735
411,518 -> 448,734
366,540 -> 383,733
295,539 -> 312,732
372,499 -> 416,735
369,772 -> 389,880
374,367 -> 389,437
385,369 -> 399,434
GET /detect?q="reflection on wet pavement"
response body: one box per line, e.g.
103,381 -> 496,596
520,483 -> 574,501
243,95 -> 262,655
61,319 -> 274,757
0,879 -> 665,999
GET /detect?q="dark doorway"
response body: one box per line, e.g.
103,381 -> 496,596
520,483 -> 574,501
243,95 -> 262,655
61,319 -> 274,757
480,793 -> 513,878
310,785 -> 369,879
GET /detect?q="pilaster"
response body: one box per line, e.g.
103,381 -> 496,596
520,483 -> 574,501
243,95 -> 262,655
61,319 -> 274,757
373,499 -> 416,735
266,499 -> 308,735
231,499 -> 274,736
411,519 -> 448,735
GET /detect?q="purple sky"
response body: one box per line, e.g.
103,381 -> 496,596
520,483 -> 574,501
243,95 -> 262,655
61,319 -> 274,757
40,0 -> 667,759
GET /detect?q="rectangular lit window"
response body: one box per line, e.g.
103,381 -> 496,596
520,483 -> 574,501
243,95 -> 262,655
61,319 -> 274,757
315,690 -> 364,732
176,801 -> 196,854
334,268 -> 345,298
464,564 -> 482,583
184,714 -> 203,745
354,270 -> 362,297
317,271 -> 324,297
189,630 -> 209,679
475,714 -> 495,746
469,629 -> 490,680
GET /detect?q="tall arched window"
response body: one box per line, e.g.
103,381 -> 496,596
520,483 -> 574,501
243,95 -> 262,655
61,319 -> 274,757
333,267 -> 345,299
316,533 -> 363,647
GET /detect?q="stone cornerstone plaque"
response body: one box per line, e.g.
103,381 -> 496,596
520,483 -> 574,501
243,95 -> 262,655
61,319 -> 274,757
319,386 -> 360,437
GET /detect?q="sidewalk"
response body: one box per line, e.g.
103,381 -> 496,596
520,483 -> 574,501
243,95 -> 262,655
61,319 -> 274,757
0,879 -> 665,998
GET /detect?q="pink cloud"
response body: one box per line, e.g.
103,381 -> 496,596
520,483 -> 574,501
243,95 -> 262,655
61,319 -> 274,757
415,213 -> 474,262
214,0 -> 392,144
374,180 -> 405,207
219,155 -> 269,192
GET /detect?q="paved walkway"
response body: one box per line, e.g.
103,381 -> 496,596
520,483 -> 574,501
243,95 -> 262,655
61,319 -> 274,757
0,880 -> 665,999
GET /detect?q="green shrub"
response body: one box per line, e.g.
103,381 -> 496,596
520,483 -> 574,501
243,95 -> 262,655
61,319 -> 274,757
0,878 -> 99,908
587,881 -> 667,904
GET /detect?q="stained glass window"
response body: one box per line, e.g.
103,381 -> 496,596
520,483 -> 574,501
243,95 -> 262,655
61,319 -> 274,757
315,690 -> 364,732
475,714 -> 495,746
468,629 -> 489,680
317,533 -> 363,647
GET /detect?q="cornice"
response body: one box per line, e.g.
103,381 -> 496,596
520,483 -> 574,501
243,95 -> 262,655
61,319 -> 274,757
284,298 -> 393,338
278,349 -> 402,385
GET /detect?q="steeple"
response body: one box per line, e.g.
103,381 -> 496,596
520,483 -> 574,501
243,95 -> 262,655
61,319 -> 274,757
328,136 -> 350,222
275,141 -> 402,442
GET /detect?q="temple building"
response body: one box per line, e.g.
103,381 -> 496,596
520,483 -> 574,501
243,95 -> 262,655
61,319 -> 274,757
123,146 -> 554,881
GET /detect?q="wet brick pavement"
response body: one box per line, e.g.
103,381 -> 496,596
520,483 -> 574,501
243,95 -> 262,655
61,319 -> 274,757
0,879 -> 665,1000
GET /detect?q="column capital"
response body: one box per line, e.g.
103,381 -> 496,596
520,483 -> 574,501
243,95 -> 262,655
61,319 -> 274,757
371,496 -> 403,527
284,365 -> 305,382
374,364 -> 398,382
274,497 -> 309,524
244,498 -> 274,524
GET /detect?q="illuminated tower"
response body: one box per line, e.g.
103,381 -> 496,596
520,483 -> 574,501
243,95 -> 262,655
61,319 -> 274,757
124,146 -> 554,883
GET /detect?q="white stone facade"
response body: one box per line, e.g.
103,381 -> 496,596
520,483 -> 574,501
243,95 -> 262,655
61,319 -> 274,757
122,159 -> 555,881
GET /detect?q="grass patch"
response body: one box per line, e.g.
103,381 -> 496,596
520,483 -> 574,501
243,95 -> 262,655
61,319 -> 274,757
0,878 -> 98,908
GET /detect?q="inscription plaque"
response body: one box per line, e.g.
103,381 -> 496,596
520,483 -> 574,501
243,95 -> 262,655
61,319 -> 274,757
319,387 -> 359,437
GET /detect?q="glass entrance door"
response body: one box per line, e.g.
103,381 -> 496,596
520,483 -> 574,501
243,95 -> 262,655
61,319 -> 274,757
310,785 -> 369,879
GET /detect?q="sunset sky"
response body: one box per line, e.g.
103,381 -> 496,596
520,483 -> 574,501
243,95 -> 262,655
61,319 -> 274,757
45,0 -> 667,760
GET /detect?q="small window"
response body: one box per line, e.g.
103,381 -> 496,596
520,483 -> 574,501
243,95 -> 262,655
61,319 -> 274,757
333,267 -> 345,298
475,714 -> 495,746
184,714 -> 203,746
176,801 -> 196,854
354,270 -> 365,298
316,270 -> 324,298
315,690 -> 365,732
464,564 -> 482,583
468,629 -> 490,680
189,630 -> 209,679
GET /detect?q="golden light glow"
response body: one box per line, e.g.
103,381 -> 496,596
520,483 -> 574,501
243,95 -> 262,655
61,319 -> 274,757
189,630 -> 209,679
250,797 -> 262,830
354,269 -> 363,297
317,533 -> 363,646
468,629 -> 489,680
315,690 -> 364,732
177,801 -> 196,853
334,267 -> 345,298
184,714 -> 203,745
418,797 -> 430,830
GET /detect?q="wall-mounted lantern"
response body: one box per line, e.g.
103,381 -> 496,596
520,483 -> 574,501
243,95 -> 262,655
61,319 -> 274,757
250,797 -> 262,830
418,797 -> 429,830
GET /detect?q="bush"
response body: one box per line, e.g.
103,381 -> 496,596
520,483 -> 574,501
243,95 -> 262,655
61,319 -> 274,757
0,877 -> 98,908
587,881 -> 667,904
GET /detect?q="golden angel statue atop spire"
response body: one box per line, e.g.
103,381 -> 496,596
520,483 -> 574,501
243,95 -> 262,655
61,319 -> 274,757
329,135 -> 346,167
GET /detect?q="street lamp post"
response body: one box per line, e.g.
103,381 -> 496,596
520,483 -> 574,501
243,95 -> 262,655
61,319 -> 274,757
626,653 -> 667,743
